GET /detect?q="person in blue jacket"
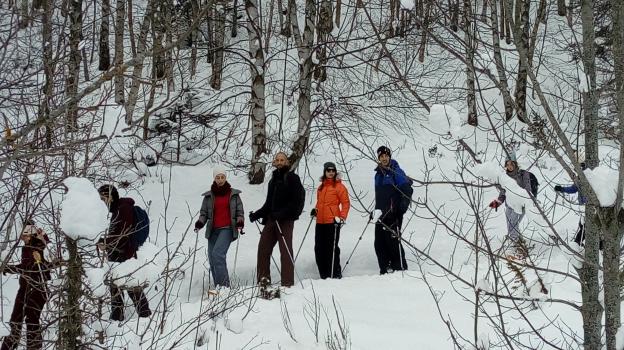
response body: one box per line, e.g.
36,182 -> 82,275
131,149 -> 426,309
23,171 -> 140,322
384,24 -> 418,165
554,162 -> 589,246
372,146 -> 413,274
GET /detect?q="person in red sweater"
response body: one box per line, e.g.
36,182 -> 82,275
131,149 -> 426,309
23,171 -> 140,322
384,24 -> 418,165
311,162 -> 351,279
1,220 -> 51,350
195,166 -> 244,287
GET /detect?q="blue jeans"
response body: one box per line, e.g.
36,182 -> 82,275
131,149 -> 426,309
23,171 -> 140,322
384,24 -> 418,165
208,228 -> 233,287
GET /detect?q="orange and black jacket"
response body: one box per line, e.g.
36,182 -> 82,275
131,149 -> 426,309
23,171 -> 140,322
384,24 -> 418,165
314,178 -> 351,224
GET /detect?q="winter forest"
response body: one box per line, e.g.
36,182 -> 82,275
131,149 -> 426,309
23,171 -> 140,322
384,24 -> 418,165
1,0 -> 623,348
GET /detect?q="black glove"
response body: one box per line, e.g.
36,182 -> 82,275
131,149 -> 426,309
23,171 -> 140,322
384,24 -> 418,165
249,211 -> 259,223
194,220 -> 204,232
554,185 -> 563,192
310,208 -> 317,217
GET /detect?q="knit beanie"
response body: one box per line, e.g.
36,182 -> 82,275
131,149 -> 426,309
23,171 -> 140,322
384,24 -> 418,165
323,162 -> 337,171
213,165 -> 227,178
377,146 -> 391,159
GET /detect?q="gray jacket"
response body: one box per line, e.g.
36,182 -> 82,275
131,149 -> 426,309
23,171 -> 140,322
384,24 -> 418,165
497,169 -> 533,204
198,189 -> 244,240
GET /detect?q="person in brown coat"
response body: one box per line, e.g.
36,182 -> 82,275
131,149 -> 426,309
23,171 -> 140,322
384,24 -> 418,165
98,185 -> 151,321
1,220 -> 51,350
249,153 -> 305,287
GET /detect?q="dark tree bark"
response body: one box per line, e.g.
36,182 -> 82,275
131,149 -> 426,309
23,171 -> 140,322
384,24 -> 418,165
99,0 -> 111,71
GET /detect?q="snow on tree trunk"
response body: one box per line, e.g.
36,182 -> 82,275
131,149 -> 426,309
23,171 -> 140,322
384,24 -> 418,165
125,1 -> 153,125
65,0 -> 83,131
99,0 -> 111,71
246,0 -> 267,184
287,0 -> 316,168
114,0 -> 126,105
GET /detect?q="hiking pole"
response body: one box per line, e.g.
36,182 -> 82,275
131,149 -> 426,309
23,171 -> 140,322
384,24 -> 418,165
233,228 -> 243,277
294,216 -> 314,262
275,221 -> 304,288
341,217 -> 372,274
331,222 -> 339,278
254,222 -> 281,275
187,227 -> 200,302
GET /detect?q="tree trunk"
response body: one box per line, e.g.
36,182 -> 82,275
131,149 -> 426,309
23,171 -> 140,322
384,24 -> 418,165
59,237 -> 83,349
246,0 -> 267,184
513,0 -> 529,123
490,0 -> 514,121
605,1 -> 624,349
464,0 -> 477,126
210,2 -> 226,90
125,0 -> 153,125
557,0 -> 566,16
579,0 -> 602,347
65,0 -> 83,131
41,0 -> 54,147
99,0 -> 111,71
287,0 -> 315,168
114,0 -> 126,105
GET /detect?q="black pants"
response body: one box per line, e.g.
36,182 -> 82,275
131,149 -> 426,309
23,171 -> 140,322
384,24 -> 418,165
110,285 -> 151,321
374,216 -> 407,274
1,279 -> 47,350
314,223 -> 342,279
574,221 -> 604,250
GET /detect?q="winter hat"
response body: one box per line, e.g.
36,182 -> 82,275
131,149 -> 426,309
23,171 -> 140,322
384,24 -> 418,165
98,184 -> 119,202
323,162 -> 337,171
504,150 -> 517,163
377,146 -> 391,159
213,165 -> 227,178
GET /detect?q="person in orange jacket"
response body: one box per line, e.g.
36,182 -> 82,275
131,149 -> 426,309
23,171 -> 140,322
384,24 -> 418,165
310,162 -> 351,279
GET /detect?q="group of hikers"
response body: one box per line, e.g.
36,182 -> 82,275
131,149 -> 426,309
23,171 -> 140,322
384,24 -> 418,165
0,145 -> 588,348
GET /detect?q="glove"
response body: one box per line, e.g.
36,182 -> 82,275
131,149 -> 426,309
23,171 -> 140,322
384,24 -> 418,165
489,199 -> 502,210
310,208 -> 317,217
249,211 -> 259,223
554,185 -> 563,192
334,217 -> 345,225
236,217 -> 244,228
194,220 -> 204,233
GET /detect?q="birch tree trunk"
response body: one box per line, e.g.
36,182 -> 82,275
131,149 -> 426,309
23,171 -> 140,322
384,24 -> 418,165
287,0 -> 315,168
65,0 -> 83,131
210,2 -> 226,90
124,1 -> 153,124
99,0 -> 111,71
490,0 -> 514,121
246,0 -> 267,184
464,0 -> 477,126
512,0 -> 529,123
41,0 -> 54,147
114,0 -> 126,104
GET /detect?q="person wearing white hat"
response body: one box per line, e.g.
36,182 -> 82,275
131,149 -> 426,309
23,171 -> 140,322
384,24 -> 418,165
195,166 -> 244,287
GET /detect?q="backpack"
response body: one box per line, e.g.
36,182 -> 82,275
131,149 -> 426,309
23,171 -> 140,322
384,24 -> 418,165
132,206 -> 150,248
528,171 -> 539,197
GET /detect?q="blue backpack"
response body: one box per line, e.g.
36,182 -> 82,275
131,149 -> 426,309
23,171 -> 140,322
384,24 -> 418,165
132,206 -> 150,248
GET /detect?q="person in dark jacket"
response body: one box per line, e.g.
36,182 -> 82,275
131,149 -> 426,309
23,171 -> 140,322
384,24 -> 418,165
1,220 -> 51,350
194,166 -> 244,287
249,152 -> 305,287
554,161 -> 589,246
311,162 -> 351,279
372,146 -> 413,274
98,185 -> 151,321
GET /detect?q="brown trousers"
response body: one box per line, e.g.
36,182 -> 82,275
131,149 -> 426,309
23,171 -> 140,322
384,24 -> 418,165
257,220 -> 295,287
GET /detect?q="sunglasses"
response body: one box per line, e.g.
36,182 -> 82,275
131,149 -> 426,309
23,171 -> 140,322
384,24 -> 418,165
325,168 -> 337,173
